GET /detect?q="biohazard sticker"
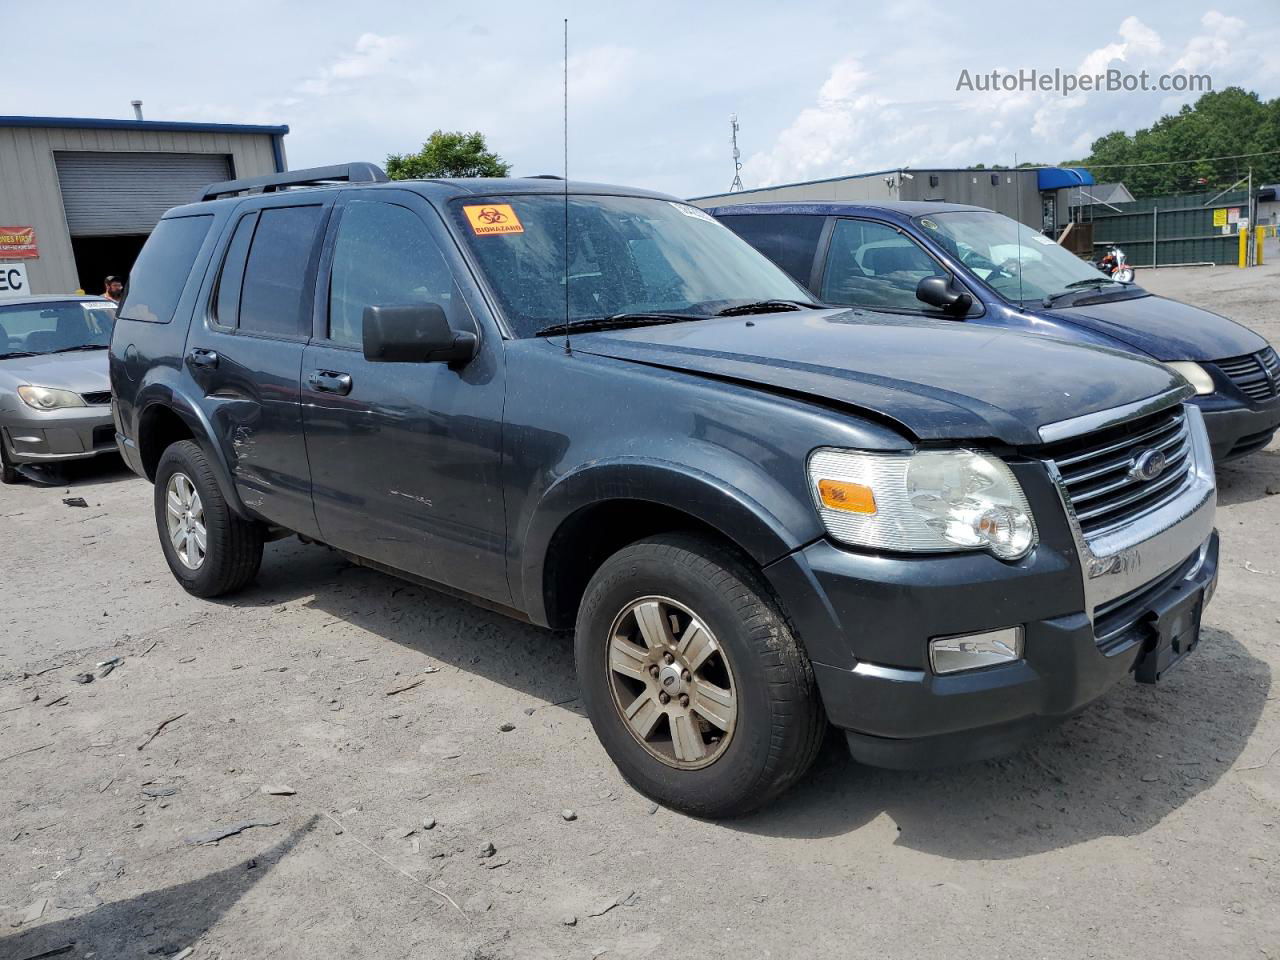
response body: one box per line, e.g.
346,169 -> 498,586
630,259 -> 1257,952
463,204 -> 524,235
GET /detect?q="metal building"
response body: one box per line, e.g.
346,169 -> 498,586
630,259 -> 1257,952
0,116 -> 287,296
691,166 -> 1095,235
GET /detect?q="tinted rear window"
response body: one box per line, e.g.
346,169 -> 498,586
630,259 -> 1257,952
238,205 -> 323,338
119,215 -> 213,323
213,213 -> 257,327
715,214 -> 825,286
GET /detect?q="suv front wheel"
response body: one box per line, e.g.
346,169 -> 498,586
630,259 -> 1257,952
575,533 -> 826,818
153,440 -> 263,597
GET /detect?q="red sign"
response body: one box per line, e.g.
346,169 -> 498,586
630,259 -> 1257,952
0,226 -> 38,259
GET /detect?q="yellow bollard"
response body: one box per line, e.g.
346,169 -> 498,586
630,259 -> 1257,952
1257,226 -> 1266,266
1239,227 -> 1248,268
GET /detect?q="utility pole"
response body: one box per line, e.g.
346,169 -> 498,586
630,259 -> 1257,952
729,114 -> 744,193
1247,166 -> 1254,266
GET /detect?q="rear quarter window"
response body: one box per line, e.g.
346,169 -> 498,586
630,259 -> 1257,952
119,215 -> 214,324
715,214 -> 825,286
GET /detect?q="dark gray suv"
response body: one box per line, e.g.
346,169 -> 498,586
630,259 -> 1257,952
110,164 -> 1218,816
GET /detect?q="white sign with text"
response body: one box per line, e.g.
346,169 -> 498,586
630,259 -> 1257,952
0,262 -> 30,298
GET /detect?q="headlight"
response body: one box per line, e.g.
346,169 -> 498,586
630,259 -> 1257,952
1165,361 -> 1214,396
808,447 -> 1037,560
16,385 -> 86,410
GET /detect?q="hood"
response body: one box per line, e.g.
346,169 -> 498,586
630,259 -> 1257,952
0,349 -> 111,394
1045,292 -> 1267,361
576,309 -> 1186,446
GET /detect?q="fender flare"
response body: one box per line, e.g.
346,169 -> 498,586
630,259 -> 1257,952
517,458 -> 804,625
135,383 -> 250,520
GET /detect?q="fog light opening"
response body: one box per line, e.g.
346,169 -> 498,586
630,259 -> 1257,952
929,626 -> 1024,675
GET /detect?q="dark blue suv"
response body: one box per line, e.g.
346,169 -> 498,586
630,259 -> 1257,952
111,166 -> 1219,816
709,201 -> 1280,461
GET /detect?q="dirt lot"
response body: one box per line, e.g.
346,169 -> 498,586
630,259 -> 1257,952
2,264 -> 1278,960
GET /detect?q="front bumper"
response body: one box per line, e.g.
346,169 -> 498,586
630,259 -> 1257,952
1195,395 -> 1280,461
808,533 -> 1216,769
1,406 -> 116,464
763,403 -> 1218,770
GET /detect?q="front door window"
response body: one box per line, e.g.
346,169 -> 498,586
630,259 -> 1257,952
820,219 -> 943,312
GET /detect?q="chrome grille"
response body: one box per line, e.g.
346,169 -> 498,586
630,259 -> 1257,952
80,391 -> 112,405
1215,347 -> 1279,402
1042,405 -> 1194,538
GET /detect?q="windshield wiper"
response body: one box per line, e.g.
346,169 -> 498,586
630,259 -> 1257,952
1042,277 -> 1121,307
534,312 -> 702,337
50,343 -> 108,353
714,299 -> 821,317
0,351 -> 38,359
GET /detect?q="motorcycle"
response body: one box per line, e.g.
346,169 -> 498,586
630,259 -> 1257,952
1095,245 -> 1135,283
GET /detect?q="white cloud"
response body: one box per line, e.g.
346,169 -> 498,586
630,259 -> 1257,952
743,10 -> 1277,190
1174,11 -> 1245,71
1079,16 -> 1163,76
3,1 -> 1277,198
296,33 -> 412,96
742,57 -> 882,186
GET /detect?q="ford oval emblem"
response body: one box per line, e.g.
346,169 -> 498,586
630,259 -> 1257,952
1129,448 -> 1167,482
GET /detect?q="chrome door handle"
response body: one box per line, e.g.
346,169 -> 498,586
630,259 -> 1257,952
307,370 -> 353,396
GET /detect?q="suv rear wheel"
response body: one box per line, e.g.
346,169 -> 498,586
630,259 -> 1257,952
575,533 -> 826,818
154,440 -> 263,597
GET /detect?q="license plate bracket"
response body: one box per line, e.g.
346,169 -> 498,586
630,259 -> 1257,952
1133,581 -> 1204,684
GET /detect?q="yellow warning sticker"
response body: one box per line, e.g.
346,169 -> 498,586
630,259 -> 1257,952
463,204 -> 524,235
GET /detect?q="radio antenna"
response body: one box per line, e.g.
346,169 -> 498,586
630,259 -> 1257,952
562,18 -> 571,355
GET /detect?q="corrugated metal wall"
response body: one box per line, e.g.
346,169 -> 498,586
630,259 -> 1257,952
0,124 -> 279,293
55,152 -> 232,235
1073,190 -> 1251,266
900,170 -> 1042,228
693,169 -> 1045,229
692,174 -> 901,208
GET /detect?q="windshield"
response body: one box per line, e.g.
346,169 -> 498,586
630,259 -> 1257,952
0,301 -> 116,357
452,195 -> 809,337
917,211 -> 1115,302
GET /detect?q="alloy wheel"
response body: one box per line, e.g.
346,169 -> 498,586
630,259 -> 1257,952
164,471 -> 207,570
606,596 -> 737,770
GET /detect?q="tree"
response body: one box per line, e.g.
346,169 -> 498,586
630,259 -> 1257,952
386,131 -> 511,180
1071,87 -> 1280,197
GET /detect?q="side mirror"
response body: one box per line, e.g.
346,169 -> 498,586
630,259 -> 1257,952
916,275 -> 973,316
362,303 -> 477,365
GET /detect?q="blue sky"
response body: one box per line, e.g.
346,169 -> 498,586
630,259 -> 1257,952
4,0 -> 1278,197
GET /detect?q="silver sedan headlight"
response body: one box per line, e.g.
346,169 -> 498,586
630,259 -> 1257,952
16,385 -> 87,410
808,447 -> 1037,560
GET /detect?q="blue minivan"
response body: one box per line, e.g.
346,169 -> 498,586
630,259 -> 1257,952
709,201 -> 1280,461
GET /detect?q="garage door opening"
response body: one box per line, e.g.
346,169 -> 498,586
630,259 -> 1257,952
68,234 -> 148,294
56,151 -> 231,293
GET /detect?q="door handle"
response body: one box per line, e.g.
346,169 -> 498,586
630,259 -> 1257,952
307,370 -> 353,396
188,348 -> 218,369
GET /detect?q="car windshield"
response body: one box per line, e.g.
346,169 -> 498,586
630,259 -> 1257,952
917,211 -> 1115,302
452,194 -> 809,337
0,301 -> 116,357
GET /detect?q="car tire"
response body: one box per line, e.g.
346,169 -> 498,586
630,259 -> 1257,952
0,443 -> 18,484
575,533 -> 826,818
154,440 -> 263,597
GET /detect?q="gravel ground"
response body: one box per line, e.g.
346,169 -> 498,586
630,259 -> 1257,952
1,263 -> 1278,960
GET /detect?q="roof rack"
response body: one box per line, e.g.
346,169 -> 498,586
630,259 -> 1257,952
196,162 -> 388,202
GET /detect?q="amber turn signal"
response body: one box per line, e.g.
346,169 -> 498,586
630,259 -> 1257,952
817,478 -> 877,514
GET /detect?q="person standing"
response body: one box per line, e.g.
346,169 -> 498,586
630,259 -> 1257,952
102,275 -> 124,303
